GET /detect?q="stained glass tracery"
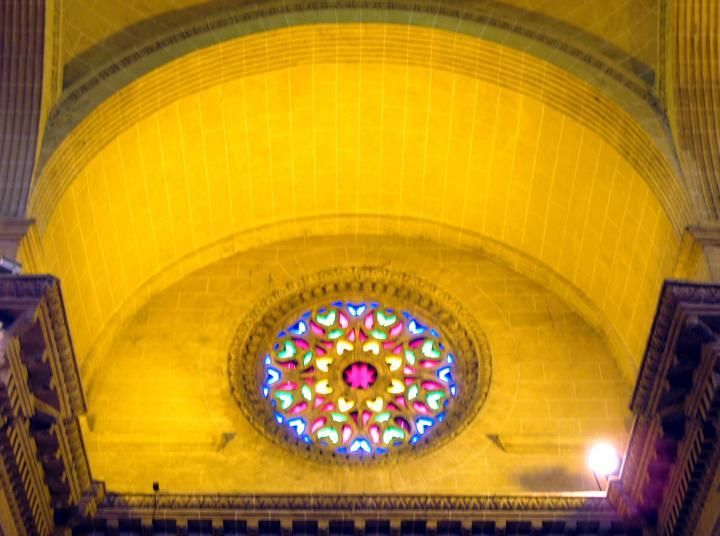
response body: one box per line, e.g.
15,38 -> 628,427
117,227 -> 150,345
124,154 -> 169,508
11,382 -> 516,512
261,301 -> 458,456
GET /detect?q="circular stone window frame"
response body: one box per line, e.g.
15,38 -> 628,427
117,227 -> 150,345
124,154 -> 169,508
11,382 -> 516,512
228,267 -> 492,464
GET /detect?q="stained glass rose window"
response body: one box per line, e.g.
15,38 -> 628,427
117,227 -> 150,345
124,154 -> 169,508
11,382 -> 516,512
261,301 -> 457,456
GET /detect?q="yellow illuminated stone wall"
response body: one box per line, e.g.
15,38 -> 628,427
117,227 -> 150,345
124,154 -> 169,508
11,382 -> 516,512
36,43 -> 679,384
83,236 -> 632,494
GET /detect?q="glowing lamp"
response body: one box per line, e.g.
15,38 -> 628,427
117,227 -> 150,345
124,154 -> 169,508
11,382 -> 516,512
587,442 -> 621,476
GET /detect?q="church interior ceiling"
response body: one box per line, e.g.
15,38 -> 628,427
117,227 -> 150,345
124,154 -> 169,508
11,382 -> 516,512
17,0 -> 692,499
1,0 -> 719,534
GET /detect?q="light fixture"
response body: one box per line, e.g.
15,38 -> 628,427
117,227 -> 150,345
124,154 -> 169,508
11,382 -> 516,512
587,442 -> 621,490
588,442 -> 621,475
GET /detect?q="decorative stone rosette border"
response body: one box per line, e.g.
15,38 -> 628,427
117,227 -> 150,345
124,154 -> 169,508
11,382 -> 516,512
228,267 -> 491,464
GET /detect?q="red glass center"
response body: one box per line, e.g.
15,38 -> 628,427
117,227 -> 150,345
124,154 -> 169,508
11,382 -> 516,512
343,361 -> 378,390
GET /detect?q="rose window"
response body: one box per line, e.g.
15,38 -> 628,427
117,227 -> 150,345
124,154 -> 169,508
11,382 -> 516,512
261,301 -> 457,456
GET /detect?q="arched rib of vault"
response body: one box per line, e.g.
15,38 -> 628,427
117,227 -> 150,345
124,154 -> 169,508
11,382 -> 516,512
72,215 -> 640,398
61,0 -> 660,89
32,25 -> 691,236
28,43 -> 680,386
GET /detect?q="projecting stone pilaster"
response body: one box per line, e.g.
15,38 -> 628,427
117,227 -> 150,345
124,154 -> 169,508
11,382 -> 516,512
0,1 -> 45,218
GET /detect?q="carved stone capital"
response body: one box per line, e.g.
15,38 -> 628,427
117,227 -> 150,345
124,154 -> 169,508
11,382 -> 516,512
676,224 -> 720,281
0,218 -> 33,262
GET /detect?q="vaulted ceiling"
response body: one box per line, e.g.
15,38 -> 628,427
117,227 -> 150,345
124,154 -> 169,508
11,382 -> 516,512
35,24 -> 679,381
1,0 -> 718,499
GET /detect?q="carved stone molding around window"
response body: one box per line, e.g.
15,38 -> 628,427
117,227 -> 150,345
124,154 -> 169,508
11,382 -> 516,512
228,267 -> 491,464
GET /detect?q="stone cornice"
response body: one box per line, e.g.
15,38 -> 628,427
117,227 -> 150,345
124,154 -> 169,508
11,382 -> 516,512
0,275 -> 96,535
618,280 -> 720,535
42,278 -> 87,415
631,280 -> 720,415
101,492 -> 617,515
0,276 -> 86,414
